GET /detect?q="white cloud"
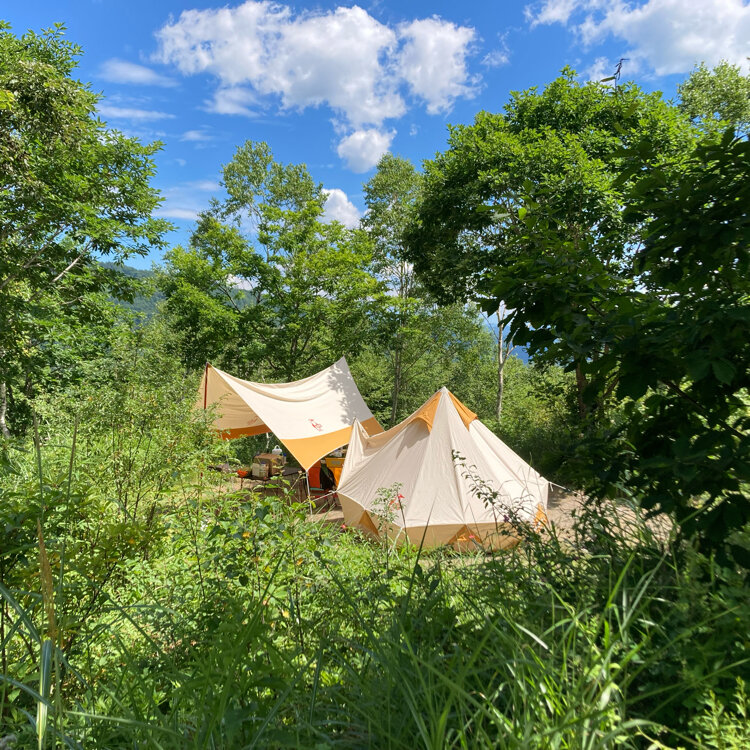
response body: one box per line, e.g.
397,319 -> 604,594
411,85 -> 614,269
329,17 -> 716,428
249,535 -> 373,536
526,0 -> 596,27
482,49 -> 510,68
155,2 -> 480,167
189,179 -> 221,191
526,0 -> 750,75
156,179 -> 220,221
206,86 -> 258,116
156,206 -> 200,221
181,129 -> 214,142
97,104 -> 175,121
156,3 -> 405,126
322,188 -> 361,228
336,128 -> 395,172
397,17 -> 478,113
482,33 -> 511,68
99,58 -> 177,87
586,56 -> 616,83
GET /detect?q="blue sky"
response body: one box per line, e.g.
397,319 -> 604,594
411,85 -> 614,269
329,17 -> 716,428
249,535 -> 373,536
5,0 -> 750,267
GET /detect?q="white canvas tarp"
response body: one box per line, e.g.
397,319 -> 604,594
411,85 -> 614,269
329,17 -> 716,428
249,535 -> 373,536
197,358 -> 382,470
337,388 -> 549,549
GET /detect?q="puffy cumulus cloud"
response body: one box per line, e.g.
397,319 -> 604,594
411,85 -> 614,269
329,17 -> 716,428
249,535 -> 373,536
526,0 -> 750,75
262,6 -> 404,125
154,1 -> 480,168
397,17 -> 478,113
322,188 -> 361,228
336,128 -> 395,173
99,58 -> 177,87
156,2 -> 404,126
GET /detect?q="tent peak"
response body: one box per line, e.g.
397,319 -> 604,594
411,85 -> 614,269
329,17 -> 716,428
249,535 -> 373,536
439,388 -> 477,430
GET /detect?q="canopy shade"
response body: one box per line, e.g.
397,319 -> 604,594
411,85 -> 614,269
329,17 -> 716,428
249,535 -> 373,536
197,358 -> 383,470
337,388 -> 549,549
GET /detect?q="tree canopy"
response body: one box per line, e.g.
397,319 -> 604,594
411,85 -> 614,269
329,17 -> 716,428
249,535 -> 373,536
160,141 -> 379,380
402,68 -> 749,553
0,23 -> 169,434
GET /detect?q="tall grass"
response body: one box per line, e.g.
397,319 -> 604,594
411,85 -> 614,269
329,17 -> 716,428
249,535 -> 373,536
2,407 -> 749,747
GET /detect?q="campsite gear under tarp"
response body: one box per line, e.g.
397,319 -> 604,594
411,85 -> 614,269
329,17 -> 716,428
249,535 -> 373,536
337,388 -> 549,550
197,358 -> 382,471
252,452 -> 286,478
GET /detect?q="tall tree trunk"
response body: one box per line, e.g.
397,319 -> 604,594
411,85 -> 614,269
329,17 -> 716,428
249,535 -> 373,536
575,363 -> 588,419
495,305 -> 508,424
0,381 -> 10,438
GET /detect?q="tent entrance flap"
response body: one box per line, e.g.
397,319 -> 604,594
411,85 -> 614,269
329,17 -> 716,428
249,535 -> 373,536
197,358 -> 382,470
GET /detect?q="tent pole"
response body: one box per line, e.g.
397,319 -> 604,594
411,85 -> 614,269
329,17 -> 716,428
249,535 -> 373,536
305,470 -> 314,515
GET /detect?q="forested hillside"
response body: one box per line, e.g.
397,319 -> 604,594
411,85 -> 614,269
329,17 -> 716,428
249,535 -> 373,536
1,21 -> 749,749
100,262 -> 163,317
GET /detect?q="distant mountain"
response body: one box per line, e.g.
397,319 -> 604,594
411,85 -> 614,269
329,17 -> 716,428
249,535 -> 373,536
100,262 -> 163,317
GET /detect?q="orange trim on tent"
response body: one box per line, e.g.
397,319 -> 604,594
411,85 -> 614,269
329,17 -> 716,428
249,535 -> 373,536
448,391 -> 477,429
218,424 -> 272,439
406,389 -> 477,433
410,391 -> 442,432
534,503 -> 549,529
283,416 -> 383,470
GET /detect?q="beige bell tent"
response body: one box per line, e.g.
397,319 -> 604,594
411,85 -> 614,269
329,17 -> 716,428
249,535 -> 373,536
337,388 -> 549,549
197,358 -> 382,470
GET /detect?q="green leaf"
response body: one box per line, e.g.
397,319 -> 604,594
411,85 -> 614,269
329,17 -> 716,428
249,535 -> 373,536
711,359 -> 736,384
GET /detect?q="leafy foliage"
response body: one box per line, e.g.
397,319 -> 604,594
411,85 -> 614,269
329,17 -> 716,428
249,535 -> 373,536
582,131 -> 750,552
159,142 -> 379,380
678,61 -> 750,135
402,68 -> 749,551
1,25 -> 748,749
0,22 -> 170,435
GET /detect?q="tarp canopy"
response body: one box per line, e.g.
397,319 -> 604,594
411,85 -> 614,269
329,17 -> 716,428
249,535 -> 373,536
337,388 -> 549,549
197,358 -> 382,470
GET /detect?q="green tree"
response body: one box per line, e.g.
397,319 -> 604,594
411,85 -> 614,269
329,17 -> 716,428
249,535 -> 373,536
497,355 -> 578,480
362,154 -> 424,424
160,141 -> 379,380
678,61 -> 750,135
0,23 -> 169,435
361,153 -> 501,427
351,302 -> 498,427
404,67 -> 749,551
403,69 -> 694,418
595,130 -> 750,553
